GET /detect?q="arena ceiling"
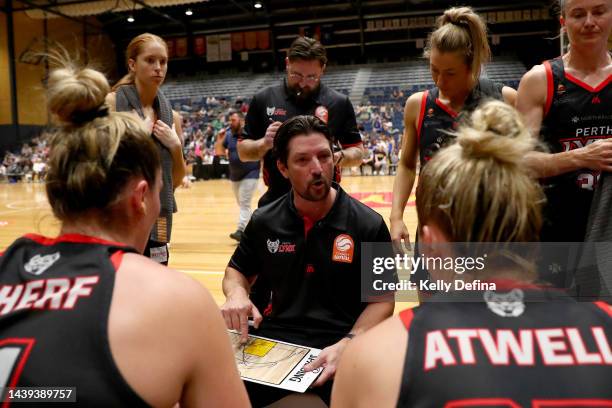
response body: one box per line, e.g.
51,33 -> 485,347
6,0 -> 554,42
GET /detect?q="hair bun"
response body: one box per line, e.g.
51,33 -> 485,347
457,100 -> 534,166
47,66 -> 110,125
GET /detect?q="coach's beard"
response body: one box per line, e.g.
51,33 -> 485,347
297,174 -> 332,202
288,83 -> 318,103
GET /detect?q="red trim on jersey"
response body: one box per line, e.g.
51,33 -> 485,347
434,98 -> 459,119
594,301 -> 612,318
110,251 -> 125,271
303,216 -> 314,238
0,338 -> 35,408
445,398 -> 521,408
416,90 -> 428,144
533,400 -> 612,407
340,142 -> 363,148
544,61 -> 554,117
24,233 -> 127,248
564,72 -> 612,93
399,308 -> 414,330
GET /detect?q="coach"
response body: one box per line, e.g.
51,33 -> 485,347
222,116 -> 394,407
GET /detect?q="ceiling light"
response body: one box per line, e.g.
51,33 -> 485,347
185,8 -> 193,15
127,15 -> 135,22
254,1 -> 262,9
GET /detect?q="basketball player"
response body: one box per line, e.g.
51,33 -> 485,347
0,61 -> 249,407
390,7 -> 517,255
332,101 -> 612,407
516,0 -> 612,243
221,116 -> 394,407
106,33 -> 185,265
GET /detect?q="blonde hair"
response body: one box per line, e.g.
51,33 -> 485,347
46,60 -> 160,221
425,7 -> 491,82
112,33 -> 168,91
416,100 -> 543,243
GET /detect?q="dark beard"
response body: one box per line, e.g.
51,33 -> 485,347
288,83 -> 318,103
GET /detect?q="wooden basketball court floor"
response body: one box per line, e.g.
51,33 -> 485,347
0,175 -> 418,311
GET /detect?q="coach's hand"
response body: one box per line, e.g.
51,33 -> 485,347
263,121 -> 282,150
221,294 -> 263,344
304,337 -> 351,386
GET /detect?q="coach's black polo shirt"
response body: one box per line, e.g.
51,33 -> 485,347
228,184 -> 393,349
243,79 -> 362,206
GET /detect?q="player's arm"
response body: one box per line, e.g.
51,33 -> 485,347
518,66 -> 612,178
180,278 -> 251,408
105,92 -> 117,111
501,86 -> 517,107
331,316 -> 407,408
171,110 -> 187,189
389,92 -> 421,249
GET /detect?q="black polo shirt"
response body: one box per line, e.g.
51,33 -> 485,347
243,79 -> 362,206
228,184 -> 393,349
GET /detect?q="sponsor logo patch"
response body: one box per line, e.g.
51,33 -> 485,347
315,105 -> 329,123
332,234 -> 354,263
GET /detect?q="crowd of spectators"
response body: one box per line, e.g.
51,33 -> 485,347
1,97 -> 405,183
0,135 -> 50,183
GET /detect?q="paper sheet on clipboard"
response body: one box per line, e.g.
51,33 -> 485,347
229,331 -> 322,393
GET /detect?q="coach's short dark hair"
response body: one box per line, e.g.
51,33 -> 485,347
273,115 -> 333,165
287,37 -> 328,66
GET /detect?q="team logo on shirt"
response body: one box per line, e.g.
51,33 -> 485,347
267,239 -> 296,254
24,252 -> 60,276
484,289 -> 525,317
266,106 -> 288,117
427,108 -> 435,118
332,234 -> 354,263
315,106 -> 329,124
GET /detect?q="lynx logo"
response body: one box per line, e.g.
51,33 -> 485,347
267,239 -> 296,253
332,234 -> 354,263
484,289 -> 525,318
266,106 -> 276,116
267,239 -> 280,254
24,252 -> 60,276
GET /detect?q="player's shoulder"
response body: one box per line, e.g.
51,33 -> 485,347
522,63 -> 548,84
116,253 -> 213,314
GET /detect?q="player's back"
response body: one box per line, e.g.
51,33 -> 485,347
0,234 -> 150,407
397,285 -> 612,407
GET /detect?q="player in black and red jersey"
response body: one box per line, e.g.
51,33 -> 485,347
517,0 -> 612,244
332,101 -> 612,407
390,7 -> 517,299
0,59 -> 248,407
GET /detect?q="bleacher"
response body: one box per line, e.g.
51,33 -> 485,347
162,58 -> 527,109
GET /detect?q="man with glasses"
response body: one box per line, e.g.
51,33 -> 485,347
238,36 -> 364,208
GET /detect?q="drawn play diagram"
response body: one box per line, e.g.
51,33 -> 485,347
228,331 -> 322,392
